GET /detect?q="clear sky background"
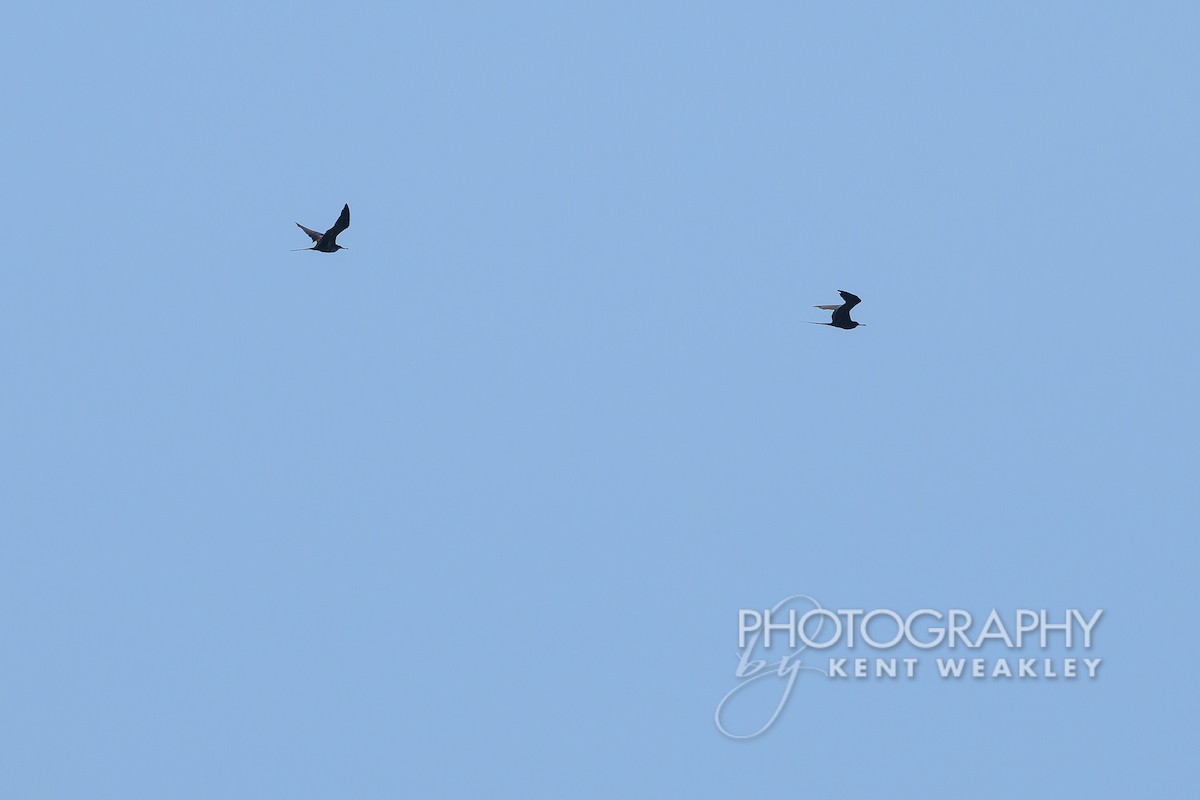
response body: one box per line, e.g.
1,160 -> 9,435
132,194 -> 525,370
2,2 -> 1197,796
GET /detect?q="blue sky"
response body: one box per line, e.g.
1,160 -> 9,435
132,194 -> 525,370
2,2 -> 1197,796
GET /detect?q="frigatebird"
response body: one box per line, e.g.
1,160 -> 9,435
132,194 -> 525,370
810,290 -> 865,329
293,204 -> 350,252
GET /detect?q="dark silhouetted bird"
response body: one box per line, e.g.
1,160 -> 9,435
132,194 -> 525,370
810,290 -> 865,329
294,204 -> 350,252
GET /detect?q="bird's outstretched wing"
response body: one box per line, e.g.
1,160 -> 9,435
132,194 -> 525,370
830,291 -> 861,327
296,223 -> 323,242
814,304 -> 840,310
327,204 -> 350,237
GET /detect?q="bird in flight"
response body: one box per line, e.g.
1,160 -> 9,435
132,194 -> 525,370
810,290 -> 865,329
293,204 -> 350,252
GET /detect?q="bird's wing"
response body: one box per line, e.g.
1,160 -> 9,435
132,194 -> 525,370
327,204 -> 350,237
296,223 -> 323,242
814,304 -> 840,310
837,291 -> 861,310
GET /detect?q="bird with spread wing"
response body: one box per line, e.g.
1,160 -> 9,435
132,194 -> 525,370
810,290 -> 865,330
294,204 -> 351,252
